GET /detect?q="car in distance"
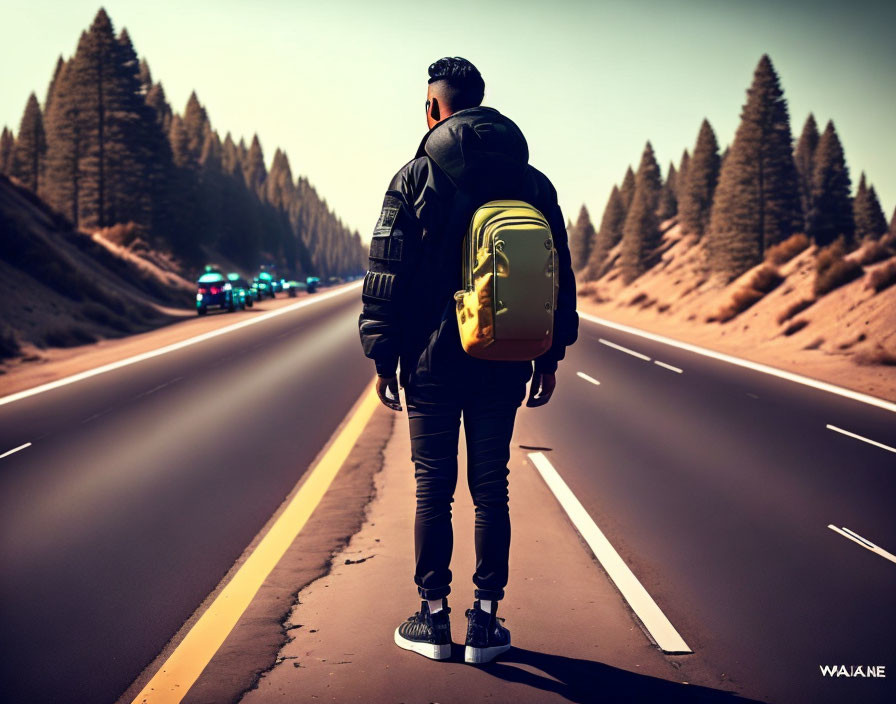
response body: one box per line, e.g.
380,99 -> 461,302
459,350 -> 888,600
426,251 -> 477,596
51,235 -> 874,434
196,271 -> 237,315
255,271 -> 277,299
283,279 -> 306,298
227,273 -> 254,308
306,276 -> 320,294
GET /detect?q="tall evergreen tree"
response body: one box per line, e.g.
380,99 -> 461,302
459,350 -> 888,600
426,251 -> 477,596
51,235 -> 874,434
634,141 -> 662,210
569,204 -> 596,271
620,179 -> 660,283
0,127 -> 14,174
619,166 -> 636,213
585,185 -> 625,279
42,58 -> 84,223
10,93 -> 46,192
679,119 -> 720,238
657,163 -> 678,221
706,55 -> 801,279
676,149 -> 690,201
44,56 -> 65,113
243,134 -> 267,195
852,173 -> 888,242
807,120 -> 853,247
794,113 -> 819,231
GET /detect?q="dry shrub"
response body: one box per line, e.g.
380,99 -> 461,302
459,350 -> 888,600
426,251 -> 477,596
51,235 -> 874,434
578,281 -> 600,297
776,297 -> 815,324
709,264 -> 783,322
657,303 -> 670,313
783,319 -> 809,336
866,259 -> 896,293
854,343 -> 896,366
766,233 -> 810,265
837,333 -> 866,350
814,241 -> 863,296
803,337 -> 824,350
628,292 -> 647,306
856,241 -> 891,266
41,326 -> 96,348
0,325 -> 20,360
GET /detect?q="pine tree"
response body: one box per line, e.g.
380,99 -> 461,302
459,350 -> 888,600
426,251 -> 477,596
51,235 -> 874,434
0,127 -> 14,174
679,119 -> 720,238
243,134 -> 267,195
619,166 -> 636,213
807,120 -> 853,247
706,55 -> 801,279
635,141 -> 662,210
676,149 -> 690,201
657,163 -> 678,221
585,185 -> 625,279
10,93 -> 46,192
620,179 -> 660,283
794,114 -> 819,231
569,204 -> 596,271
852,173 -> 888,242
43,58 -> 83,223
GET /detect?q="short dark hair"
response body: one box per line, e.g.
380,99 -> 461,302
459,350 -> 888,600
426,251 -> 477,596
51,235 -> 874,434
427,57 -> 484,110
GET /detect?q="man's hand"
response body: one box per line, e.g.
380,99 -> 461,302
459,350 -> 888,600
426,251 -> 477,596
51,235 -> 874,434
376,375 -> 402,411
526,371 -> 556,407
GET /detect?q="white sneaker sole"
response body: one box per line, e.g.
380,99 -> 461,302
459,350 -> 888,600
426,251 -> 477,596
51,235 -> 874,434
394,627 -> 451,660
464,642 -> 511,664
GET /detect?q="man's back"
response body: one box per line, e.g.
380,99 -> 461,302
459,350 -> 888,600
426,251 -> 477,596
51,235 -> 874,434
360,105 -> 577,392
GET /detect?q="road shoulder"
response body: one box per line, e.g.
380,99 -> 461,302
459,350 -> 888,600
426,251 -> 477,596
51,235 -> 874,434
238,402 -> 746,703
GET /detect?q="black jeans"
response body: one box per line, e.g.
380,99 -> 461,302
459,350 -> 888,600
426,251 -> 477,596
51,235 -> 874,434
405,376 -> 527,602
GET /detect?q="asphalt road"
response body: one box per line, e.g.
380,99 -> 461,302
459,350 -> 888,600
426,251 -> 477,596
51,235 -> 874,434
0,286 -> 372,704
522,320 -> 896,704
2,290 -> 893,704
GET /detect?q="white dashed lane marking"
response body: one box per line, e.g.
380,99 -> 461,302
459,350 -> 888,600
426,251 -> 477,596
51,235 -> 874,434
598,338 -> 651,361
653,360 -> 683,374
576,371 -> 601,386
528,451 -> 692,655
825,424 -> 896,454
0,442 -> 32,460
827,525 -> 896,565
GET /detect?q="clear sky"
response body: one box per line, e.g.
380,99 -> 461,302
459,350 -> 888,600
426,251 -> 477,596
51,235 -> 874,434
2,0 -> 893,240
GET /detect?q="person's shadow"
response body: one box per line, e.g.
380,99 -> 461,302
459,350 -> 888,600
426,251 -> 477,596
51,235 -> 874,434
455,646 -> 766,703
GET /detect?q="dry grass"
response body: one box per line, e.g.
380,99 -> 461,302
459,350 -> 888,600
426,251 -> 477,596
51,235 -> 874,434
814,241 -> 863,296
866,259 -> 896,293
766,233 -> 810,265
708,264 -> 783,323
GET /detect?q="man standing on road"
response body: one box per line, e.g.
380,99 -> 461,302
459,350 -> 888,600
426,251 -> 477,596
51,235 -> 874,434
358,57 -> 578,664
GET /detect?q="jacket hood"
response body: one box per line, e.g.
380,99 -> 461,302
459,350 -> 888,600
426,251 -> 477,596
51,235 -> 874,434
415,107 -> 529,191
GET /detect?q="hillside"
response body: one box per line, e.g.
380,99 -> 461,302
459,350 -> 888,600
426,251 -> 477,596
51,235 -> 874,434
0,174 -> 194,362
577,219 -> 896,401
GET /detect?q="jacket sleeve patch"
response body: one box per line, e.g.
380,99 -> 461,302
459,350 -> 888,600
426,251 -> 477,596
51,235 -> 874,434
369,235 -> 403,262
373,195 -> 401,238
362,270 -> 396,301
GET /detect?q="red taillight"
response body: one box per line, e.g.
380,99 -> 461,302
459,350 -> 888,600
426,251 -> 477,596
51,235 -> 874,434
210,286 -> 220,294
199,287 -> 208,294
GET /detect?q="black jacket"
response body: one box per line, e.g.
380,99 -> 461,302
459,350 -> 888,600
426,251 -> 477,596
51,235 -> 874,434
358,106 -> 578,391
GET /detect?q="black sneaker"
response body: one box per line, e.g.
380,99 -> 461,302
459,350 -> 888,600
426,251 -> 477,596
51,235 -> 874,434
393,600 -> 452,660
464,600 -> 511,664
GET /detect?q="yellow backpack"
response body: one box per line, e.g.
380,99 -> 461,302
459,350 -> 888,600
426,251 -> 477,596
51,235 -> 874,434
454,200 -> 558,361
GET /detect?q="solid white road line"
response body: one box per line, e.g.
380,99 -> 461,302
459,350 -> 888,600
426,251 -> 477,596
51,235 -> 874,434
825,424 -> 896,454
0,442 -> 32,459
598,338 -> 651,361
827,525 -> 896,565
527,452 -> 692,654
580,311 -> 896,415
576,371 -> 601,386
0,282 -> 362,408
654,360 -> 683,374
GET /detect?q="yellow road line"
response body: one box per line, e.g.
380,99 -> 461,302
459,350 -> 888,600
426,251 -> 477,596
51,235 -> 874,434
132,381 -> 380,704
